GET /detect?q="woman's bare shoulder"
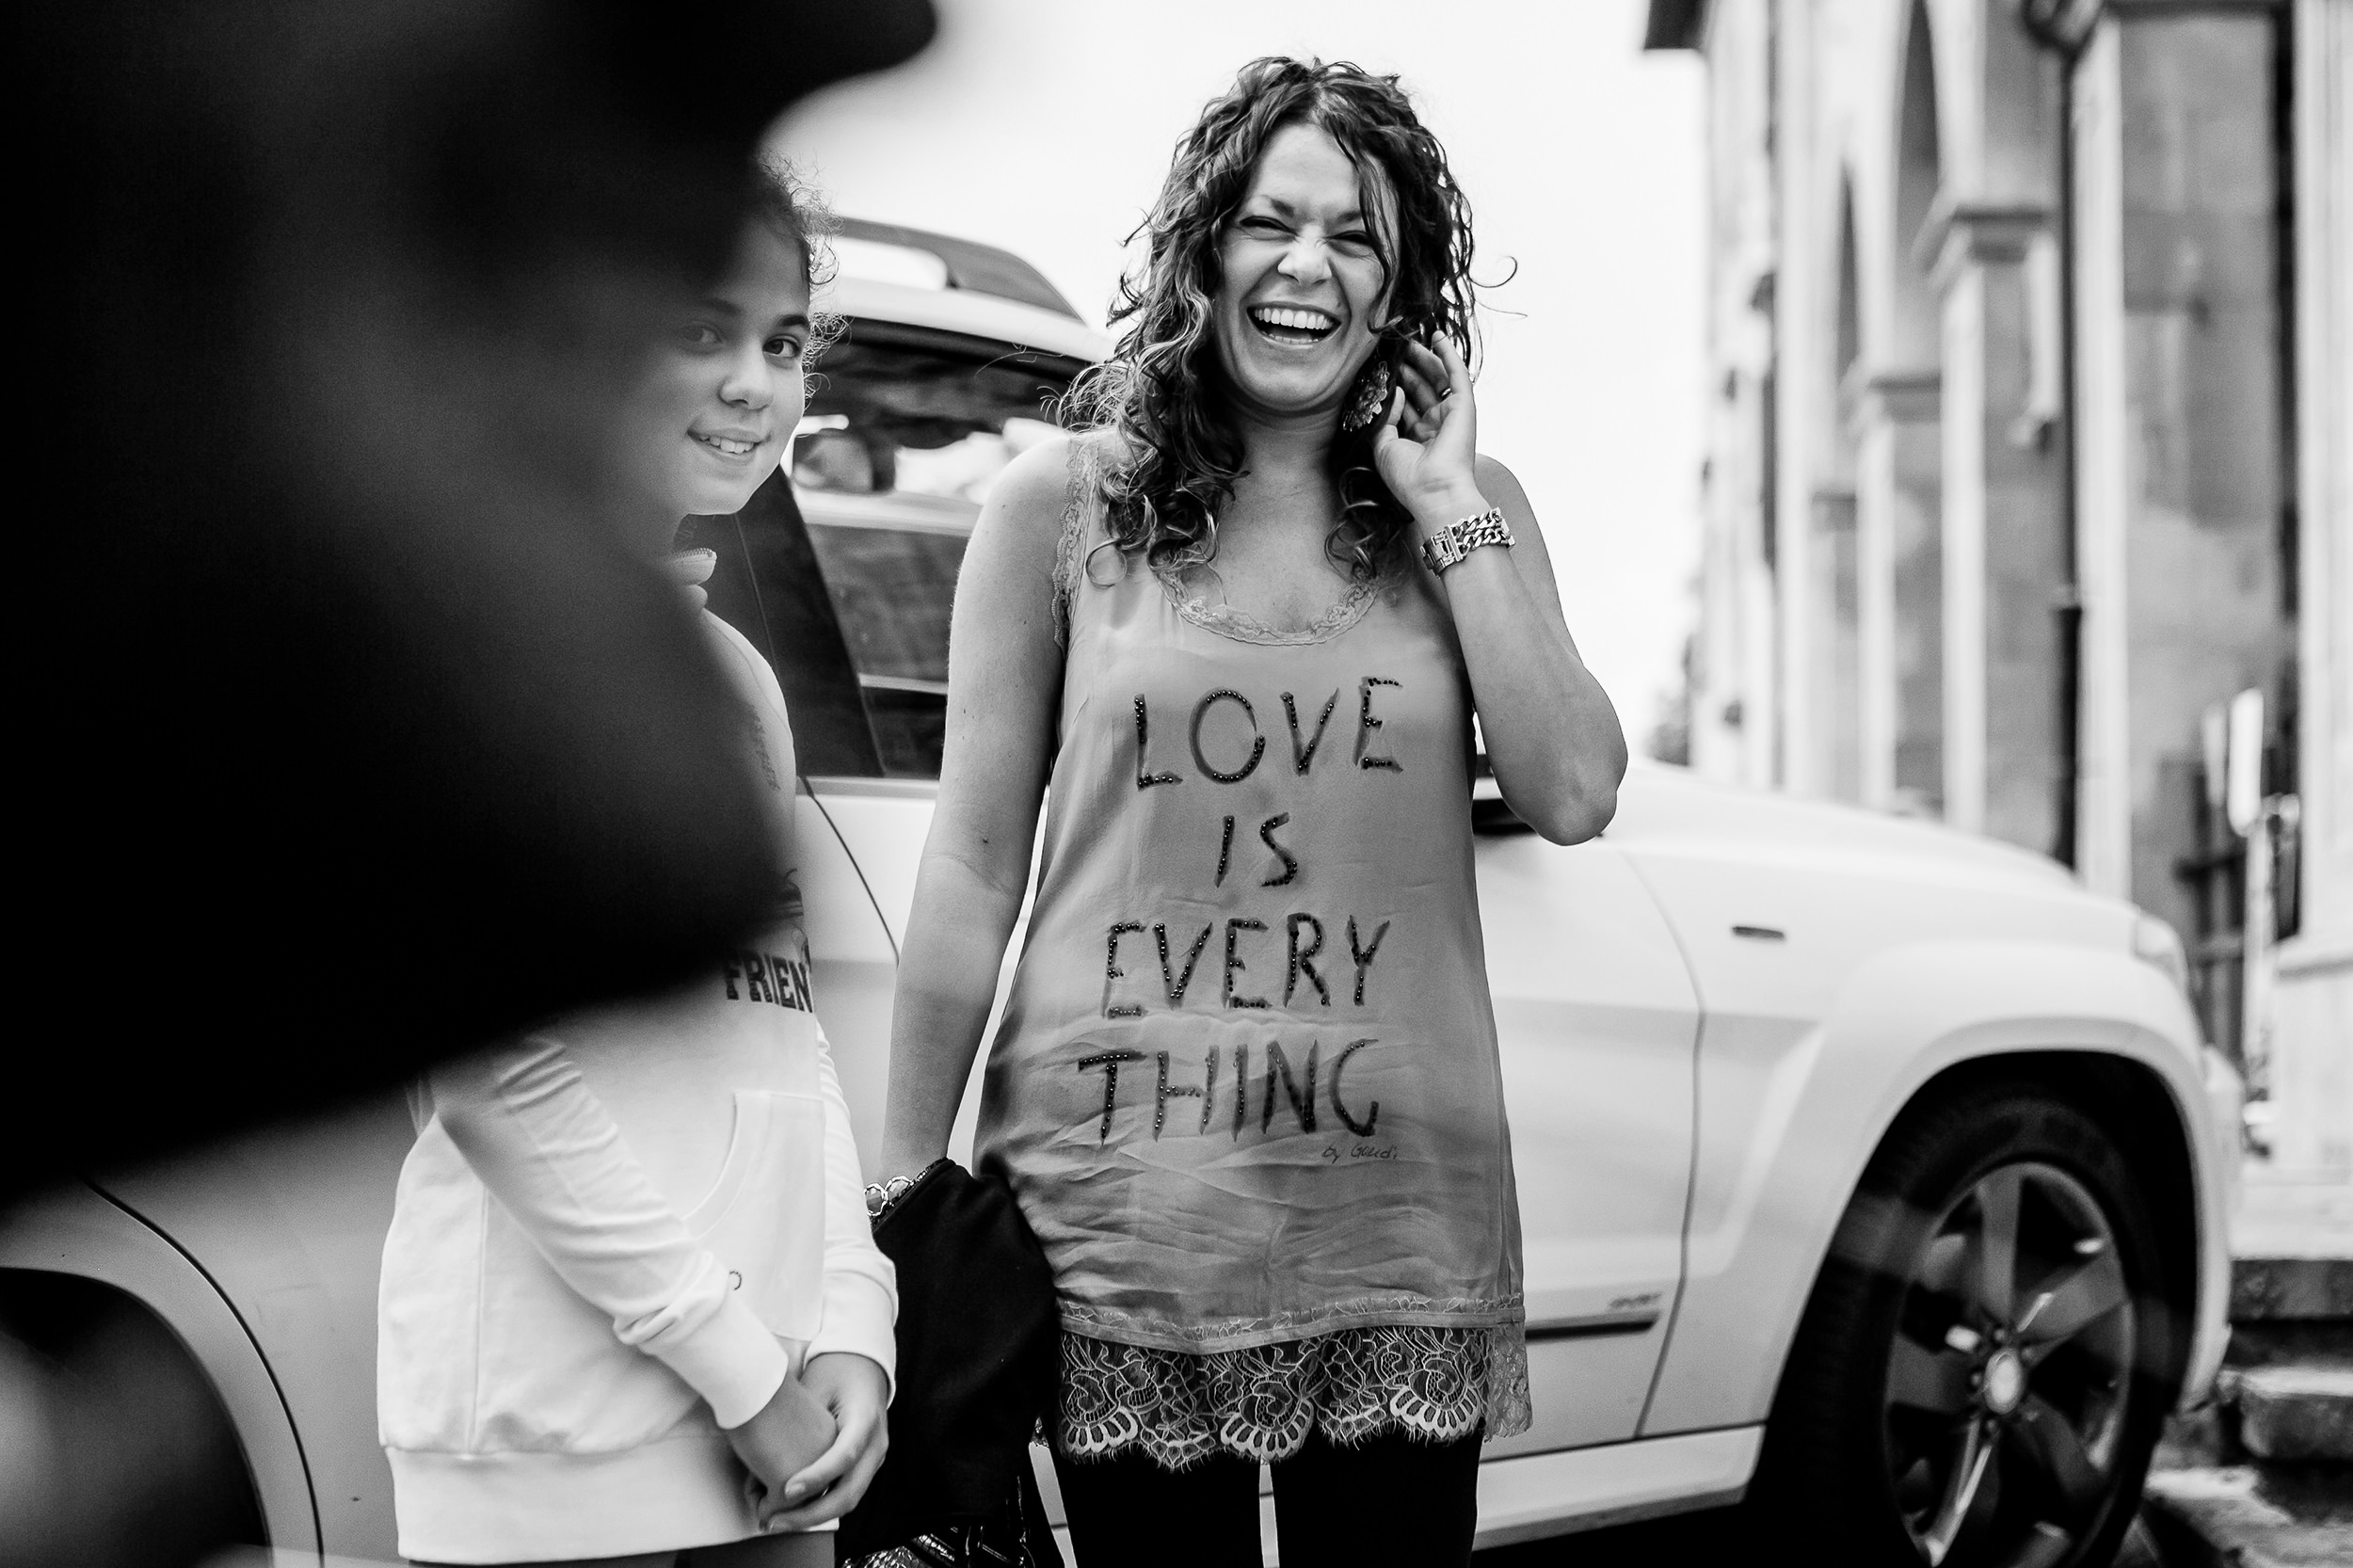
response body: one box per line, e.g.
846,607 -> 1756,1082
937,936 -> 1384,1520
984,431 -> 1080,524
980,427 -> 1129,543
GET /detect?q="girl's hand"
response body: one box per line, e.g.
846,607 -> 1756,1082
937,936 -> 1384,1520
724,1370 -> 835,1519
757,1351 -> 890,1532
1371,336 -> 1484,532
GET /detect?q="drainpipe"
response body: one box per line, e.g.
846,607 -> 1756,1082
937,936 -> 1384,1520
2016,0 -> 2102,869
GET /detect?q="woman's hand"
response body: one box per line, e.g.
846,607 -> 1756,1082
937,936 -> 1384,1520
1371,337 -> 1485,531
756,1351 -> 891,1532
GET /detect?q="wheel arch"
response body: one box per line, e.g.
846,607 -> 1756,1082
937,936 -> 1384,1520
1814,937 -> 2233,1413
1643,936 -> 2230,1438
0,1181 -> 318,1555
1861,1049 -> 2202,1391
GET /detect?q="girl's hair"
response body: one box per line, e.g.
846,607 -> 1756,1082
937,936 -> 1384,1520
750,152 -> 844,366
1062,57 -> 1478,580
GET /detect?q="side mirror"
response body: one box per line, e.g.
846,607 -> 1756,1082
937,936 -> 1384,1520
2225,687 -> 2265,837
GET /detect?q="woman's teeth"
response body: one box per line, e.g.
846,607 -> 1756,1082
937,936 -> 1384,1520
1248,306 -> 1337,344
696,434 -> 757,457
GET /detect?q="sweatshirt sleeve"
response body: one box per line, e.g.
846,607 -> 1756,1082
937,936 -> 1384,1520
428,1037 -> 789,1429
803,1032 -> 899,1395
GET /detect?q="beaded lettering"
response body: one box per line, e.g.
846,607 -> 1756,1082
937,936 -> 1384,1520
1191,689 -> 1266,783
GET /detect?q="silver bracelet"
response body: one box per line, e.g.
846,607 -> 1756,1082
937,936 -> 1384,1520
863,1158 -> 947,1223
1420,507 -> 1513,575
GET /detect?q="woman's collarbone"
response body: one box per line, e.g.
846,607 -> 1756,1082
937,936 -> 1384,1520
1185,552 -> 1361,632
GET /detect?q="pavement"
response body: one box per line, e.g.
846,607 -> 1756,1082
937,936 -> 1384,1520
1469,1503 -> 2176,1566
2141,1464 -> 2353,1568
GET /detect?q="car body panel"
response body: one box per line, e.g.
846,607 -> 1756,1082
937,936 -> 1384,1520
803,778 -> 936,957
1,1179 -> 325,1554
86,1096 -> 412,1558
1615,764 -> 2230,1432
794,790 -> 904,1174
1471,1425 -> 1762,1549
1472,833 -> 1698,1453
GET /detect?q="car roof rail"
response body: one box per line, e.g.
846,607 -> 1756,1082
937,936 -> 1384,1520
832,218 -> 1082,321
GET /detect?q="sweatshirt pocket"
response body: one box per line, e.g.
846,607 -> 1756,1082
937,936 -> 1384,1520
683,1089 -> 826,1343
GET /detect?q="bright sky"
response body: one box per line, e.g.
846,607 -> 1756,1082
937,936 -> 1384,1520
776,0 -> 1705,742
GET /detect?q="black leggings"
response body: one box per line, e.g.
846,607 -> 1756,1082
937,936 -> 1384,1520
1053,1428 -> 1481,1568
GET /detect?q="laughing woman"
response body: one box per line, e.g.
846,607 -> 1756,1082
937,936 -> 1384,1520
875,58 -> 1625,1568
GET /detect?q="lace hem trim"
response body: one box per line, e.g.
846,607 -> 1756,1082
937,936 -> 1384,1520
1057,1324 -> 1531,1471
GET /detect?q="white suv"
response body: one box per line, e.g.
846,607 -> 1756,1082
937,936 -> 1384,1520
0,222 -> 2240,1568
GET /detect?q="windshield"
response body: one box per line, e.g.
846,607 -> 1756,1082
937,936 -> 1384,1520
690,317 -> 1086,780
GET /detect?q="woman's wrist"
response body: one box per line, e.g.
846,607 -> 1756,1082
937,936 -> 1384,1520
1408,487 -> 1494,539
876,1127 -> 951,1183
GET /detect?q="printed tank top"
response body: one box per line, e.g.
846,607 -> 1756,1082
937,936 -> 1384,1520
974,439 -> 1529,1467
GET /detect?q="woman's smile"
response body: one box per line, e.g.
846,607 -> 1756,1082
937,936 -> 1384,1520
1246,302 -> 1341,346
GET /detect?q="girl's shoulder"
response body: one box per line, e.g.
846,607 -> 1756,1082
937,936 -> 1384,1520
700,609 -> 781,700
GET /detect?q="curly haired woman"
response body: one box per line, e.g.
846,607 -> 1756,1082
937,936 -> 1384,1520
874,58 -> 1625,1568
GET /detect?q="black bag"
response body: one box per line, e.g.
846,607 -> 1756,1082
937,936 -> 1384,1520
839,1161 -> 1063,1568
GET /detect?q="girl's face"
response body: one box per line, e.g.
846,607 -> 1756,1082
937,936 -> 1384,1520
1211,122 -> 1395,424
618,221 -> 813,540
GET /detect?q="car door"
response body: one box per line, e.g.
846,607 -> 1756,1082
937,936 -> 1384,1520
1474,805 -> 1700,1453
694,312 -> 1088,1168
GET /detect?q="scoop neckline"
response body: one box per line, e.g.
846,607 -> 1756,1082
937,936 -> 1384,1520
1149,560 -> 1383,648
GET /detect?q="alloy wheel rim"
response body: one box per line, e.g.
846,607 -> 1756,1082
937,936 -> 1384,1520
1881,1160 -> 2137,1566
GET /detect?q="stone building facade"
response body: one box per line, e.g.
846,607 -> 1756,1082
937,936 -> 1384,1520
1647,0 -> 2350,1199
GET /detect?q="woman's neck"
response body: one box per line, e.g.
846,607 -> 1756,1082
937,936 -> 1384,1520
1231,408 -> 1336,504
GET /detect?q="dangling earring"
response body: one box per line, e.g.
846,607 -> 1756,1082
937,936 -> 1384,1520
1341,357 -> 1393,433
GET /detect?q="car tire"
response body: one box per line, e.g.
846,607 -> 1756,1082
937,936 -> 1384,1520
1751,1081 -> 2177,1568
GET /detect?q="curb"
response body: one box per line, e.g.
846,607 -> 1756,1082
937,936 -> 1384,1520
2141,1467 -> 2353,1568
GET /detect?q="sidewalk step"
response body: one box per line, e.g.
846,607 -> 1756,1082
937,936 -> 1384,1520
2141,1466 -> 2353,1568
2233,1256 -> 2353,1322
2235,1366 -> 2353,1463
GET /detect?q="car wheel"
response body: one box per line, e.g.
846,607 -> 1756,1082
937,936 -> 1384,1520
1753,1082 -> 2176,1567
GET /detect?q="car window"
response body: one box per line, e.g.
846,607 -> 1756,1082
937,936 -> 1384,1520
765,319 -> 1083,778
690,318 -> 1084,780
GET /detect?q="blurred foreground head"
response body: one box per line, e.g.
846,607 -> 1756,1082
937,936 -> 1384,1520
13,0 -> 933,1197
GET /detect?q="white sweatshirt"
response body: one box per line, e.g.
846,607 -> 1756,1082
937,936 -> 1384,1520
377,560 -> 895,1564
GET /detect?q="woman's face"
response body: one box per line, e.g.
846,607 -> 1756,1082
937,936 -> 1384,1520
1211,121 -> 1395,424
617,220 -> 813,542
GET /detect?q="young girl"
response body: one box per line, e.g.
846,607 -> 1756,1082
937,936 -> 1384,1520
377,159 -> 893,1568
